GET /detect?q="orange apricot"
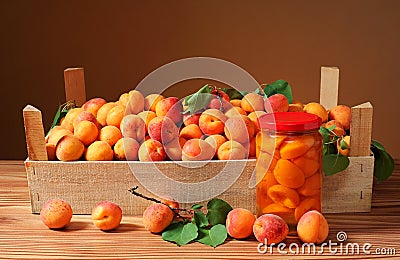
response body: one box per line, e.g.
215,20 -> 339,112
279,135 -> 315,159
267,185 -> 300,209
226,208 -> 256,239
273,159 -> 305,189
297,173 -> 321,197
85,141 -> 114,161
96,102 -> 117,127
98,125 -> 122,147
294,198 -> 321,222
297,210 -> 329,244
113,137 -> 140,161
179,124 -> 203,140
303,146 -> 319,161
303,102 -> 328,123
262,203 -> 294,216
292,156 -> 320,178
55,135 -> 85,161
106,105 -> 126,128
73,120 -> 98,146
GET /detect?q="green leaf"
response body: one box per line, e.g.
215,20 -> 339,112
220,88 -> 246,100
371,141 -> 394,183
319,126 -> 332,144
196,225 -> 227,247
48,100 -> 76,134
371,139 -> 386,151
183,84 -> 212,114
340,139 -> 348,150
162,222 -> 198,246
206,198 -> 233,225
191,203 -> 203,210
194,210 -> 209,228
263,80 -> 293,103
322,154 -> 350,176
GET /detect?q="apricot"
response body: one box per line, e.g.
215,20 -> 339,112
74,120 -> 98,146
179,124 -> 203,140
118,92 -> 130,107
85,141 -> 114,161
226,208 -> 256,239
106,105 -> 126,128
46,143 -> 56,161
164,137 -> 182,161
147,116 -> 179,144
288,101 -> 304,112
126,90 -> 145,115
82,97 -> 107,117
224,115 -> 255,144
155,97 -> 183,124
279,135 -> 315,159
113,137 -> 140,160
96,102 -> 117,127
294,198 -> 321,222
56,135 -> 85,161
144,93 -> 164,112
143,203 -> 174,233
241,92 -> 264,112
40,198 -> 73,229
303,146 -> 319,161
248,136 -> 257,158
256,172 -> 278,210
182,112 -> 201,126
46,126 -> 73,146
273,159 -> 305,189
230,99 -> 242,107
204,134 -> 227,155
262,203 -> 294,216
138,139 -> 166,161
248,111 -> 267,132
60,107 -> 84,132
268,185 -> 300,209
73,110 -> 101,130
324,120 -> 346,136
199,109 -> 227,135
217,140 -> 248,160
137,111 -> 157,132
329,105 -> 351,130
225,106 -> 247,117
337,135 -> 350,156
297,173 -> 321,197
98,125 -> 122,147
303,102 -> 328,123
120,114 -> 146,142
265,94 -> 289,113
292,156 -> 320,178
182,138 -> 215,161
297,210 -> 329,244
253,214 -> 289,244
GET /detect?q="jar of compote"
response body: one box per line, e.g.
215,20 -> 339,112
256,112 -> 323,233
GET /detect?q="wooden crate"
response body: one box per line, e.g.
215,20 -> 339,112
23,67 -> 374,215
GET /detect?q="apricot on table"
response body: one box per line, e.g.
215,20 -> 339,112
226,208 -> 256,239
40,198 -> 73,229
253,214 -> 289,244
297,210 -> 329,244
143,203 -> 174,233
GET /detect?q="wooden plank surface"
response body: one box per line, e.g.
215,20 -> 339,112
319,66 -> 339,110
0,160 -> 399,259
64,68 -> 87,106
23,105 -> 48,161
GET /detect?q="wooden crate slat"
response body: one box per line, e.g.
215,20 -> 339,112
320,67 -> 339,110
350,102 -> 373,156
23,105 -> 48,161
64,68 -> 87,106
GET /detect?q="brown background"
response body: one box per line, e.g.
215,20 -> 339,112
1,0 -> 399,159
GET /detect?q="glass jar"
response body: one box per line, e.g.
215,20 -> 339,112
256,112 -> 323,233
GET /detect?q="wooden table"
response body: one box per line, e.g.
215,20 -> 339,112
0,160 -> 399,259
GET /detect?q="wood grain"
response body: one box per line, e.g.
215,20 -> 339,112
64,68 -> 87,106
23,105 -> 48,161
350,102 -> 374,157
1,160 -> 399,259
319,66 -> 339,110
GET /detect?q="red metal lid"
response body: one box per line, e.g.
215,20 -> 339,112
258,112 -> 322,131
